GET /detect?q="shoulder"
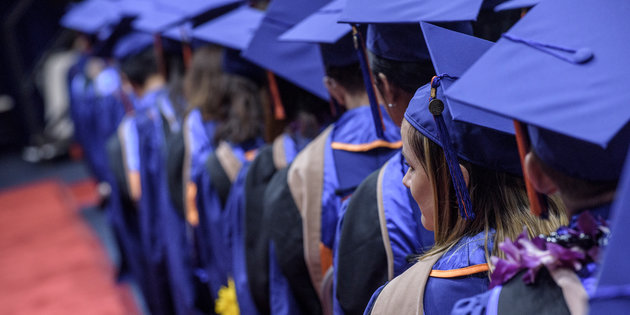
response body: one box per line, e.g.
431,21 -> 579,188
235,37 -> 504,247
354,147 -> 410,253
332,106 -> 401,145
431,231 -> 494,274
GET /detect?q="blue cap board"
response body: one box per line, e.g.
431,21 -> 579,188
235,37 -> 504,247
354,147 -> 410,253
589,147 -> 630,314
60,0 -> 121,34
279,0 -> 357,67
162,22 -> 194,42
192,6 -> 264,51
494,0 -> 540,12
366,21 -> 472,63
405,22 -> 521,175
222,48 -> 266,86
445,0 -> 630,181
132,0 -> 241,34
280,0 -> 350,44
113,32 -> 155,60
242,0 -> 330,100
338,0 -> 484,24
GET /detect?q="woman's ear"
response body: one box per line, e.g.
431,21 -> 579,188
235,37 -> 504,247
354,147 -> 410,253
323,76 -> 345,105
377,72 -> 394,106
524,152 -> 558,195
459,164 -> 470,187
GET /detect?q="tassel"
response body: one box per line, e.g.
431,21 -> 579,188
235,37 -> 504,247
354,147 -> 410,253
429,75 -> 474,220
352,25 -> 385,139
266,71 -> 286,120
153,34 -> 167,79
513,120 -> 549,218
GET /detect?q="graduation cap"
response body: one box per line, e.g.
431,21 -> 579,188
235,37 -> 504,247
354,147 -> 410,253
279,0 -> 370,129
338,0 -> 484,24
404,22 -> 521,219
445,0 -> 630,182
241,0 -> 330,100
60,0 -> 122,34
494,0 -> 540,12
190,7 -> 265,86
589,147 -> 630,314
132,0 -> 241,34
112,31 -> 155,60
192,6 -> 264,51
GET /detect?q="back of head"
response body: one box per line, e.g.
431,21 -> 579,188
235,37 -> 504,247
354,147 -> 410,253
183,45 -> 224,120
277,76 -> 332,140
213,73 -> 264,145
120,47 -> 159,88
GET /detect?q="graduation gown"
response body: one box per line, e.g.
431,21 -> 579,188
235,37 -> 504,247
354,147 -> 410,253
265,105 -> 401,314
244,133 -> 307,315
194,138 -> 263,307
451,205 -> 612,315
365,230 -> 495,315
334,151 -> 434,315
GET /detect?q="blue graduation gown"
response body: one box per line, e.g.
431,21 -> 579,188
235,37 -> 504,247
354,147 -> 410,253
134,88 -> 177,315
365,230 -> 495,315
195,139 -> 264,306
451,205 -> 611,315
266,105 -> 400,315
333,150 -> 435,315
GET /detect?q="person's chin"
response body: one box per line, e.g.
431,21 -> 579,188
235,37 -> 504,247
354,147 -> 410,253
420,215 -> 434,231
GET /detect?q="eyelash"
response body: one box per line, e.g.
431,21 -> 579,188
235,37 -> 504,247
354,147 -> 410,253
404,161 -> 414,171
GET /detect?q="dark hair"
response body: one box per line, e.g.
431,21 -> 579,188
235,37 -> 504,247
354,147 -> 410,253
368,51 -> 435,94
183,46 -> 224,120
214,74 -> 264,144
325,62 -> 365,95
120,48 -> 159,87
531,151 -> 619,200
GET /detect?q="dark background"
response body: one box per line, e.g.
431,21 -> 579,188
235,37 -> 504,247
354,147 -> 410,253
0,0 -> 76,152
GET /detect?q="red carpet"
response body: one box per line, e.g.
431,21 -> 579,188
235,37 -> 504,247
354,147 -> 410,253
0,180 -> 139,315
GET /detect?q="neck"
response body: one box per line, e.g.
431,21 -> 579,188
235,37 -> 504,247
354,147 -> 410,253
135,74 -> 165,98
344,92 -> 370,111
563,191 -> 616,218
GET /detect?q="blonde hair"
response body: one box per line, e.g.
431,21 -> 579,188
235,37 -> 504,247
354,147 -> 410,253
404,120 -> 567,266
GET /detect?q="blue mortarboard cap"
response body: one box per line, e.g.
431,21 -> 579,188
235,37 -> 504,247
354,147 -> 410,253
279,0 -> 357,67
445,0 -> 630,181
366,21 -> 472,62
222,48 -> 266,86
113,32 -> 155,60
590,147 -> 630,314
339,0 -> 484,24
494,0 -> 540,12
132,5 -> 186,34
132,0 -> 241,34
405,23 -> 521,175
242,0 -> 330,99
162,22 -> 194,43
280,0 -> 350,44
192,6 -> 264,50
160,0 -> 242,42
421,22 -> 513,135
60,0 -> 121,34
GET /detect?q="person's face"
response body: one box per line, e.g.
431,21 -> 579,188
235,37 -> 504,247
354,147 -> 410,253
401,120 -> 435,231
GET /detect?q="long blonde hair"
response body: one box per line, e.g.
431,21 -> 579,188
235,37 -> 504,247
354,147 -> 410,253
404,120 -> 567,266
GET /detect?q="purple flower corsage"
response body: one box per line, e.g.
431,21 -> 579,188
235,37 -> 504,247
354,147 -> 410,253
489,212 -> 609,288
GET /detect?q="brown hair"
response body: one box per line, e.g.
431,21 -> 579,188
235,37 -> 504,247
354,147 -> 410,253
213,74 -> 264,144
183,46 -> 225,121
403,120 -> 567,264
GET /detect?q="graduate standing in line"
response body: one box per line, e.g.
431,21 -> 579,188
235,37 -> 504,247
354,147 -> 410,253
365,23 -> 565,315
446,0 -> 630,313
